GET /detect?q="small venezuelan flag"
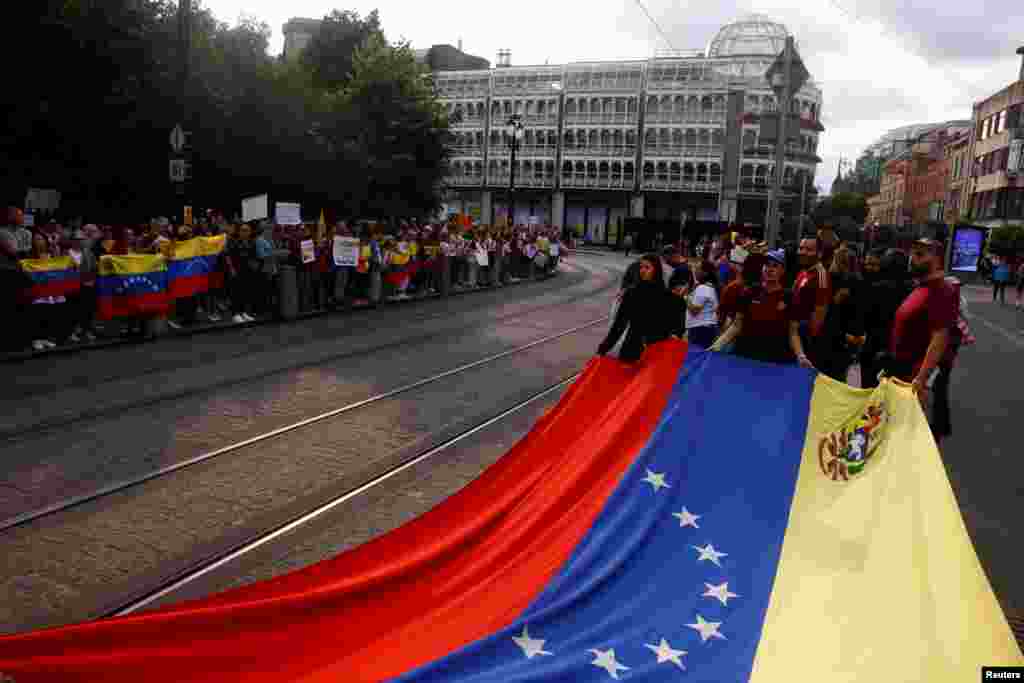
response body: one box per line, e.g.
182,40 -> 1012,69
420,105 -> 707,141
19,256 -> 81,302
96,254 -> 170,320
167,235 -> 226,299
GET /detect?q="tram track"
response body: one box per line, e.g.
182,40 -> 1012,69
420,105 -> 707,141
102,372 -> 580,618
0,317 -> 607,535
0,260 -> 620,441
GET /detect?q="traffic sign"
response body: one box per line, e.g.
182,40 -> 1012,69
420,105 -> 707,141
169,159 -> 190,182
765,41 -> 810,96
169,124 -> 188,153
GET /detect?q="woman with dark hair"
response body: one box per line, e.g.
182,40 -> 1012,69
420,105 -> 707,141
683,260 -> 720,348
597,253 -> 675,362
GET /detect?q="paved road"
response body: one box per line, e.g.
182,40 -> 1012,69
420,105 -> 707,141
0,252 -> 629,633
2,258 -> 1020,639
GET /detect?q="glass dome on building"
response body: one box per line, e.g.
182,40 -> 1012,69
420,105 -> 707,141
706,14 -> 790,58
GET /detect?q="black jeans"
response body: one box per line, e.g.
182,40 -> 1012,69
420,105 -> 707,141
993,281 -> 1007,303
930,362 -> 953,439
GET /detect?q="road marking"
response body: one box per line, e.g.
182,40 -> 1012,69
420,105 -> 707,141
963,310 -> 1024,348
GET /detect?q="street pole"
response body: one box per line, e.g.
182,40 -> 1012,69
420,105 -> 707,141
766,36 -> 794,249
800,170 -> 809,230
176,0 -> 191,216
507,114 -> 522,229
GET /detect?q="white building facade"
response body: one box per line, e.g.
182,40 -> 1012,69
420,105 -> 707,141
437,15 -> 824,243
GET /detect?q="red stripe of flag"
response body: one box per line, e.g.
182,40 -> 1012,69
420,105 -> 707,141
0,341 -> 689,683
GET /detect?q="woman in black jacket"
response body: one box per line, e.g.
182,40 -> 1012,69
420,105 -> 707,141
597,253 -> 675,362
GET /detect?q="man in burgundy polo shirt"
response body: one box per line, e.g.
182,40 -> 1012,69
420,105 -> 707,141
889,238 -> 958,406
788,236 -> 832,369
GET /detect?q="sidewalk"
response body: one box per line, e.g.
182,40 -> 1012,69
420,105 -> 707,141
2,269 -> 562,364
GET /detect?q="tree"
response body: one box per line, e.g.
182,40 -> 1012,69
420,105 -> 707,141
987,224 -> 1024,257
325,34 -> 451,218
301,9 -> 383,91
813,192 -> 869,226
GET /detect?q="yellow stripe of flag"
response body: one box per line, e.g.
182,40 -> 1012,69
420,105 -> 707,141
98,254 -> 168,277
750,376 -> 1023,681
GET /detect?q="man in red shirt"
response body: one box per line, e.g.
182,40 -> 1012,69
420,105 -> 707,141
788,236 -> 831,369
889,238 -> 958,405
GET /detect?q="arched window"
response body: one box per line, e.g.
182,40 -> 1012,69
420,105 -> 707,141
710,163 -> 722,184
742,129 -> 756,149
685,129 -> 697,148
658,128 -> 670,148
784,166 -> 795,185
626,130 -> 636,147
645,129 -> 657,148
711,129 -> 723,147
647,96 -> 659,114
741,163 -> 754,181
673,96 -> 685,113
627,98 -> 637,114
562,161 -> 573,179
578,99 -> 588,114
701,96 -> 713,111
564,130 -> 575,149
566,98 -> 577,115
522,160 -> 533,178
687,95 -> 700,112
698,129 -> 711,147
545,160 -> 555,178
755,165 -> 767,186
575,161 -> 586,181
697,163 -> 708,182
669,162 -> 681,182
672,129 -> 683,149
473,161 -> 483,178
598,162 -> 610,180
657,162 -> 669,182
616,97 -> 627,114
589,130 -> 599,147
611,162 -> 622,180
713,94 -> 726,109
536,100 -> 545,115
524,130 -> 535,147
576,130 -> 586,149
591,98 -> 601,114
600,130 -> 611,147
643,162 -> 655,181
683,163 -> 695,182
587,161 -> 598,179
524,100 -> 534,116
612,129 -> 624,149
475,131 -> 484,147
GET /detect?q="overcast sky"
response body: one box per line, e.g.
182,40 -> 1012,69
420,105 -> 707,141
205,0 -> 1024,191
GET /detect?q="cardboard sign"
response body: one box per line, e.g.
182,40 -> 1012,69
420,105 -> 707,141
242,194 -> 268,222
475,247 -> 489,267
300,239 -> 315,264
275,202 -> 302,226
333,236 -> 360,267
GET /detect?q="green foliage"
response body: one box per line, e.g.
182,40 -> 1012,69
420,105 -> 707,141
1,1 -> 450,221
301,9 -> 383,91
987,225 -> 1024,256
812,192 -> 869,226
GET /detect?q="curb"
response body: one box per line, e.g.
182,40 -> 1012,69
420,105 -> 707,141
2,269 -> 563,364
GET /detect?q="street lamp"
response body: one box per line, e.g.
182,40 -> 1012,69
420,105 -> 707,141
506,114 -> 524,227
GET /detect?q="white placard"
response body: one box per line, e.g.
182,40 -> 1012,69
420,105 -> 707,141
275,202 -> 302,226
475,247 -> 489,267
242,194 -> 269,222
23,213 -> 35,227
550,243 -> 559,257
333,236 -> 360,267
300,239 -> 315,264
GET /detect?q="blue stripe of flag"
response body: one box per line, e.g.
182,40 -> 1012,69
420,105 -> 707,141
96,271 -> 169,298
396,350 -> 816,682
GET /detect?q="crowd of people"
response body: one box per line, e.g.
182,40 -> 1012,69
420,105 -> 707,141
598,229 -> 976,446
0,207 -> 565,355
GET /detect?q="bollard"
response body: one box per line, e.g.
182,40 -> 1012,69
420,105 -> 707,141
146,316 -> 168,338
490,251 -> 501,287
279,265 -> 299,320
438,254 -> 451,297
334,267 -> 350,309
368,267 -> 383,307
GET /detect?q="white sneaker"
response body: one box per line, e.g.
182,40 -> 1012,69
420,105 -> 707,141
42,340 -> 57,349
243,313 -> 256,322
232,314 -> 246,323
68,333 -> 82,344
32,340 -> 47,351
208,313 -> 222,322
84,331 -> 97,342
167,320 -> 183,330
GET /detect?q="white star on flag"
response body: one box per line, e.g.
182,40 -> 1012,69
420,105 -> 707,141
693,542 -> 727,567
588,648 -> 630,679
644,637 -> 687,669
672,507 -> 700,528
703,581 -> 739,606
511,625 -> 553,659
686,614 -> 726,643
641,469 -> 670,492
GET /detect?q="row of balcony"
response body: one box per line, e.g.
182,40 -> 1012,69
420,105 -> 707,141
444,173 -> 725,192
448,144 -> 734,158
450,111 -> 734,128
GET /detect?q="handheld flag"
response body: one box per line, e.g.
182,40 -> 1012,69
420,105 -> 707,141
18,256 -> 80,302
167,235 -> 226,299
96,254 -> 170,320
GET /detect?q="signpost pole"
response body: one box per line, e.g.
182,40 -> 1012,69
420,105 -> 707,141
766,36 -> 794,249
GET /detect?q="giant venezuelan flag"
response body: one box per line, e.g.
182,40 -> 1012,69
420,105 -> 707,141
96,254 -> 170,320
1,341 -> 1020,681
167,235 -> 227,299
18,256 -> 80,302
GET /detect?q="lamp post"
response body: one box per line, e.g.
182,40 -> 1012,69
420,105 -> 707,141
506,114 -> 523,227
